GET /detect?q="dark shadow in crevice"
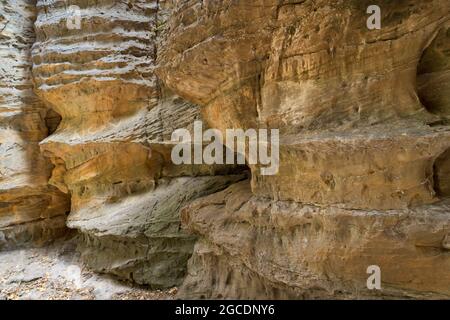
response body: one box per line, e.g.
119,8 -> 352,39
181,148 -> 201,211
416,25 -> 450,118
45,108 -> 62,135
433,148 -> 450,198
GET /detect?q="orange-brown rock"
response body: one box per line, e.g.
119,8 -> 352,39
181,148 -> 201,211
0,0 -> 70,249
31,0 -> 244,287
157,0 -> 450,298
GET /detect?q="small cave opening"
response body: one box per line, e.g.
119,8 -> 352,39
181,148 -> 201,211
433,148 -> 450,198
416,25 -> 450,119
44,108 -> 62,135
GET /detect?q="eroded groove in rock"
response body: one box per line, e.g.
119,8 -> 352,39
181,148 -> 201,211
157,0 -> 450,298
31,0 -> 245,287
0,0 -> 70,249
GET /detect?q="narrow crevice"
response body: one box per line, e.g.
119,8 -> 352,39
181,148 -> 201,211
433,148 -> 450,198
44,108 -> 62,135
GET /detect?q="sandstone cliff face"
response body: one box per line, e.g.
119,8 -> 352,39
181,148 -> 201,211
31,0 -> 244,287
158,0 -> 450,209
0,0 -> 69,249
180,181 -> 450,299
1,0 -> 449,299
158,0 -> 450,298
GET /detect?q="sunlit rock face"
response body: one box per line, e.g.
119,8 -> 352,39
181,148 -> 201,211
158,0 -> 450,298
0,0 -> 70,249
31,0 -> 244,288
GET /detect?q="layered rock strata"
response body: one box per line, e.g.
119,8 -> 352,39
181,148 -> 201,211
181,181 -> 450,299
31,0 -> 244,287
0,0 -> 70,249
157,0 -> 450,298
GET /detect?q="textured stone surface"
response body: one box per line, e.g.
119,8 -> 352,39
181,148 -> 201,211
180,181 -> 450,299
30,0 -> 244,287
0,0 -> 70,249
157,0 -> 450,299
158,0 -> 450,209
71,175 -> 245,288
0,239 -> 177,300
1,0 -> 449,299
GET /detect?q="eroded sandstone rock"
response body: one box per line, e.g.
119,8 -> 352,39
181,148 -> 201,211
1,0 -> 445,298
158,0 -> 450,298
31,0 -> 245,287
159,0 -> 450,209
0,0 -> 70,249
180,180 -> 450,299
71,175 -> 245,287
417,20 -> 450,118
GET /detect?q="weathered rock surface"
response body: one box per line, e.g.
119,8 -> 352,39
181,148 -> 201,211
71,175 -> 245,287
0,0 -> 70,249
157,0 -> 450,298
417,20 -> 450,118
31,0 -> 244,287
0,238 -> 177,300
181,181 -> 450,299
1,0 -> 449,299
158,0 -> 450,209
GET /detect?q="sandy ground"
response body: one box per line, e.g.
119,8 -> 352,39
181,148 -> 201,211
0,239 -> 177,300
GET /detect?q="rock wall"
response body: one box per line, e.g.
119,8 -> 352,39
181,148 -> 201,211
31,0 -> 244,288
0,0 -> 69,249
1,0 -> 449,298
180,181 -> 450,299
158,0 -> 450,298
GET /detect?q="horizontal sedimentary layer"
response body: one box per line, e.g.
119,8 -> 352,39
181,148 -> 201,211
0,185 -> 69,229
0,215 -> 68,250
252,124 -> 450,210
33,0 -> 157,91
180,180 -> 450,299
39,92 -> 201,145
22,0 -> 450,299
70,174 -> 247,287
158,0 -> 449,133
